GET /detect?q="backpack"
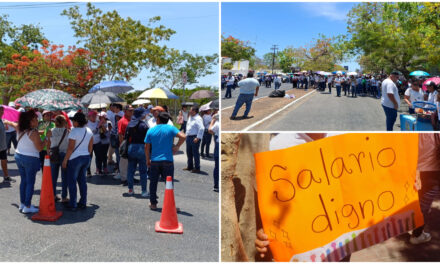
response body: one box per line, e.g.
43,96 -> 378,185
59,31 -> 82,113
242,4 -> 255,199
269,90 -> 286,98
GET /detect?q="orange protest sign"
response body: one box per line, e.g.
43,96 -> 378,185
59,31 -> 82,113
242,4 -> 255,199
255,133 -> 424,262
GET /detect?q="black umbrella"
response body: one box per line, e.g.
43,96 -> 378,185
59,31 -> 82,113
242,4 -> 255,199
209,99 -> 219,109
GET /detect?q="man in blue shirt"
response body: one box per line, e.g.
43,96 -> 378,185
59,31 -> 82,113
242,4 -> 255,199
230,71 -> 260,120
145,112 -> 186,210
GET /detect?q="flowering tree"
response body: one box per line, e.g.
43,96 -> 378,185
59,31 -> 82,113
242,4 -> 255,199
221,35 -> 255,63
0,40 -> 104,103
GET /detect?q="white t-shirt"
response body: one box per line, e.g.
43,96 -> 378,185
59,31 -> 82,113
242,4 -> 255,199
381,78 -> 400,109
427,90 -> 438,104
211,121 -> 219,142
404,88 -> 424,108
203,114 -> 212,128
68,127 -> 93,160
87,120 -> 101,144
226,76 -> 235,86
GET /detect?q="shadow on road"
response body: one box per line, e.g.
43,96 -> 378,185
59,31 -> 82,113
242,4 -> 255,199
27,204 -> 99,225
0,181 -> 13,188
395,203 -> 440,261
86,175 -> 121,186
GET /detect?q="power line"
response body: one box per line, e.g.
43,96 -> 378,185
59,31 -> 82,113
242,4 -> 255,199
270,44 -> 278,74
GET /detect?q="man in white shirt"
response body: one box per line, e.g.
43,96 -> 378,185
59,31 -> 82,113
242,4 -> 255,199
225,72 -> 235,99
230,71 -> 260,120
381,71 -> 401,131
183,106 -> 204,173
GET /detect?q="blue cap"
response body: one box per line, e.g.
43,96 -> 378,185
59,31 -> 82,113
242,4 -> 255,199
133,107 -> 147,119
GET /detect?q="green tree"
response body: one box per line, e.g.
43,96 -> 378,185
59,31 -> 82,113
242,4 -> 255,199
148,49 -> 218,92
62,3 -> 175,81
221,35 -> 255,63
0,15 -> 45,103
344,2 -> 434,77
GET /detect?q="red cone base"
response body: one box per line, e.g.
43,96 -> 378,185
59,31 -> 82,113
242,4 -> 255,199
155,221 -> 183,234
31,211 -> 63,222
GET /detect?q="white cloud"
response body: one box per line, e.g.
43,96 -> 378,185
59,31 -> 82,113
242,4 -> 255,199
299,3 -> 349,21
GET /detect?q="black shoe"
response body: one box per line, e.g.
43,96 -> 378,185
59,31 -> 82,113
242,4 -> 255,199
121,180 -> 128,186
3,177 -> 16,183
201,153 -> 205,158
229,116 -> 236,120
77,203 -> 86,210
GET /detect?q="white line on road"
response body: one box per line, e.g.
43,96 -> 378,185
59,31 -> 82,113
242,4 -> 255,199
222,96 -> 264,110
242,90 -> 317,131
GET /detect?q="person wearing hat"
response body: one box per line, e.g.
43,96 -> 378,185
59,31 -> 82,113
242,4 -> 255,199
62,112 -> 93,211
147,106 -> 173,128
183,106 -> 204,173
145,111 -> 186,210
37,110 -> 55,170
98,111 -> 110,174
381,71 -> 401,131
117,105 -> 134,185
425,81 -> 438,104
86,110 -> 104,176
125,107 -> 149,196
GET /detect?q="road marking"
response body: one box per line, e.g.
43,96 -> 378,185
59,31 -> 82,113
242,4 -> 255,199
222,96 -> 264,110
242,90 -> 317,131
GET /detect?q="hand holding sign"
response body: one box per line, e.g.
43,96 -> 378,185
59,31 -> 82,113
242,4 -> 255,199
255,133 -> 424,262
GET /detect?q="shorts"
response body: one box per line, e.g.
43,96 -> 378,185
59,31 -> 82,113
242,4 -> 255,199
0,149 -> 6,160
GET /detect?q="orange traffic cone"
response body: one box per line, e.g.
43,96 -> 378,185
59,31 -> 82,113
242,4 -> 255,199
31,155 -> 63,222
155,176 -> 183,234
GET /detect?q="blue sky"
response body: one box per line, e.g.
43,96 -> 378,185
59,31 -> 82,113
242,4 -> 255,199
222,2 -> 360,71
0,2 -> 219,90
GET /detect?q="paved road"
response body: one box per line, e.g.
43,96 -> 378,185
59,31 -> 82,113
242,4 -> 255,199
250,86 -> 405,131
0,142 -> 218,261
221,82 -> 293,109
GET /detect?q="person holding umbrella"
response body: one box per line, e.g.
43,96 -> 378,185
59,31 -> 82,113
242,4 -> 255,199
38,110 -> 55,171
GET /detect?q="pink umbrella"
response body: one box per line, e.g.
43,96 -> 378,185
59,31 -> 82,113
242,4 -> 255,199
422,76 -> 440,91
1,105 -> 20,122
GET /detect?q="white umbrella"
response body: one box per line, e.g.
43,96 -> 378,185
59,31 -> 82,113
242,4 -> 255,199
88,103 -> 107,109
347,72 -> 358,76
321,72 -> 332,76
132,99 -> 151,105
200,101 -> 212,112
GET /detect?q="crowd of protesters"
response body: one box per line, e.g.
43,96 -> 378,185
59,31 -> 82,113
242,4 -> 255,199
0,102 -> 219,214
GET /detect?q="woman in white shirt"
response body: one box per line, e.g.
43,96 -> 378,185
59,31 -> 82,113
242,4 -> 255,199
404,79 -> 425,114
47,115 -> 70,203
178,105 -> 189,133
86,110 -> 101,176
62,112 -> 93,211
8,110 -> 45,213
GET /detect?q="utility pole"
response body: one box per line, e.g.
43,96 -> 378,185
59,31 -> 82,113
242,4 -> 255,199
270,45 -> 279,74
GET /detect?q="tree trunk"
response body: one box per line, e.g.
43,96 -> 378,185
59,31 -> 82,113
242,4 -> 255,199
1,87 -> 10,105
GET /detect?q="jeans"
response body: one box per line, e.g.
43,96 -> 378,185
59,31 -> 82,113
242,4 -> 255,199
39,150 -> 47,171
99,143 -> 109,171
149,161 -> 174,205
225,84 -> 233,98
304,81 -> 308,90
186,135 -> 201,170
412,171 -> 440,237
201,131 -> 212,156
328,83 -> 331,94
67,155 -> 91,208
51,152 -> 68,199
6,131 -> 17,150
231,93 -> 254,118
382,105 -> 397,131
15,153 -> 40,207
180,121 -> 187,133
114,145 -> 120,172
274,82 -> 281,90
213,136 -> 219,189
351,85 -> 357,97
127,144 -> 147,192
377,85 -> 382,98
336,85 -> 341,96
